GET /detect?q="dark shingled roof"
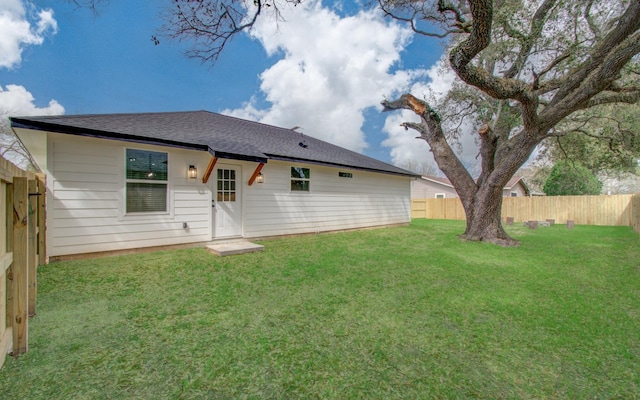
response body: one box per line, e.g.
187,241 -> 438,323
11,110 -> 417,177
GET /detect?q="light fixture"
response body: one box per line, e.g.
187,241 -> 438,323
255,172 -> 264,183
188,165 -> 197,179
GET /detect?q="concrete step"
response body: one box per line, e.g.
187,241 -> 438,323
206,241 -> 264,256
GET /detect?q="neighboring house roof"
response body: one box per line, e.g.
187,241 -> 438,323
419,175 -> 530,194
11,110 -> 417,177
420,175 -> 454,188
503,176 -> 531,194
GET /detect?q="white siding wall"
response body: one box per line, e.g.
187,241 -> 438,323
242,161 -> 411,238
46,134 -> 412,256
47,134 -> 212,256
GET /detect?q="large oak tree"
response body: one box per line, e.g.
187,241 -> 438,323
378,0 -> 640,244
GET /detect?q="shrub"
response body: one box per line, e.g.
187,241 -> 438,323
543,161 -> 602,195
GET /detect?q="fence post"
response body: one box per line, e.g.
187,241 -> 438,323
11,176 -> 28,356
37,178 -> 46,266
28,179 -> 37,317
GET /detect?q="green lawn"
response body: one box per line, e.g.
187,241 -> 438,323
0,219 -> 638,399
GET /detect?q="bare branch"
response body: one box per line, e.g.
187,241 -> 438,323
378,0 -> 470,38
161,0 -> 302,64
378,5 -> 461,38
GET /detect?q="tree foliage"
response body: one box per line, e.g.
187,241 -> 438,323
543,161 -> 602,196
543,102 -> 640,174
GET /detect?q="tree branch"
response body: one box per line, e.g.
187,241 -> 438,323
585,90 -> 640,108
381,94 -> 477,200
544,1 -> 640,115
449,0 -> 534,104
503,0 -> 558,79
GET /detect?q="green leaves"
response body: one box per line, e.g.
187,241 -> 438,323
543,160 -> 602,195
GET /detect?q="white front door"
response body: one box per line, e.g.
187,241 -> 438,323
212,165 -> 242,238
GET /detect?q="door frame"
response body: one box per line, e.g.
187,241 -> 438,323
211,163 -> 243,239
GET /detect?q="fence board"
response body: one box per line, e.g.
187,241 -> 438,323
12,177 -> 29,355
412,194 -> 636,227
632,194 -> 640,234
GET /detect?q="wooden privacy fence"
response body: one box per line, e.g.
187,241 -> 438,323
412,194 -> 637,227
633,194 -> 640,234
0,156 -> 46,370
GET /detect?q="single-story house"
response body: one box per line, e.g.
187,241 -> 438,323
411,175 -> 531,199
11,111 -> 417,258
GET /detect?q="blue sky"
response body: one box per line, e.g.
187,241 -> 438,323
0,0 -> 452,168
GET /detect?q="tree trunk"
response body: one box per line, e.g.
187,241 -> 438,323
382,94 -> 533,246
459,184 -> 515,246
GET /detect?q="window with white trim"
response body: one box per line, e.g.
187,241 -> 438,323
126,149 -> 168,213
435,193 -> 446,199
291,167 -> 310,191
511,192 -> 518,197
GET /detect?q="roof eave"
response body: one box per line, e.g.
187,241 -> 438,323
421,176 -> 454,188
208,148 -> 268,164
10,118 -> 208,153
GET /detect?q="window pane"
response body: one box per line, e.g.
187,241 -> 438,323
127,183 -> 167,212
291,180 -> 310,191
291,167 -> 310,179
126,149 -> 167,181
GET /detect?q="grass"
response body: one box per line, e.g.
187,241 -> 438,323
0,219 -> 638,399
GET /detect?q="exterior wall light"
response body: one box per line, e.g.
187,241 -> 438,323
188,165 -> 197,179
255,172 -> 264,183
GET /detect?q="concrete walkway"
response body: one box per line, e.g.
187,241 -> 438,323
206,240 -> 264,256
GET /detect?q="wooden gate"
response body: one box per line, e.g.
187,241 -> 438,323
0,156 -> 46,369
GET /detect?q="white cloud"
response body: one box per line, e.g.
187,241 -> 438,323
0,84 -> 64,117
0,0 -> 58,69
0,84 -> 64,170
223,0 -> 421,153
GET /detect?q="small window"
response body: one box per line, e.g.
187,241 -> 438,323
435,193 -> 445,199
338,172 -> 353,179
511,192 -> 518,197
291,167 -> 310,191
217,169 -> 237,202
126,149 -> 168,213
